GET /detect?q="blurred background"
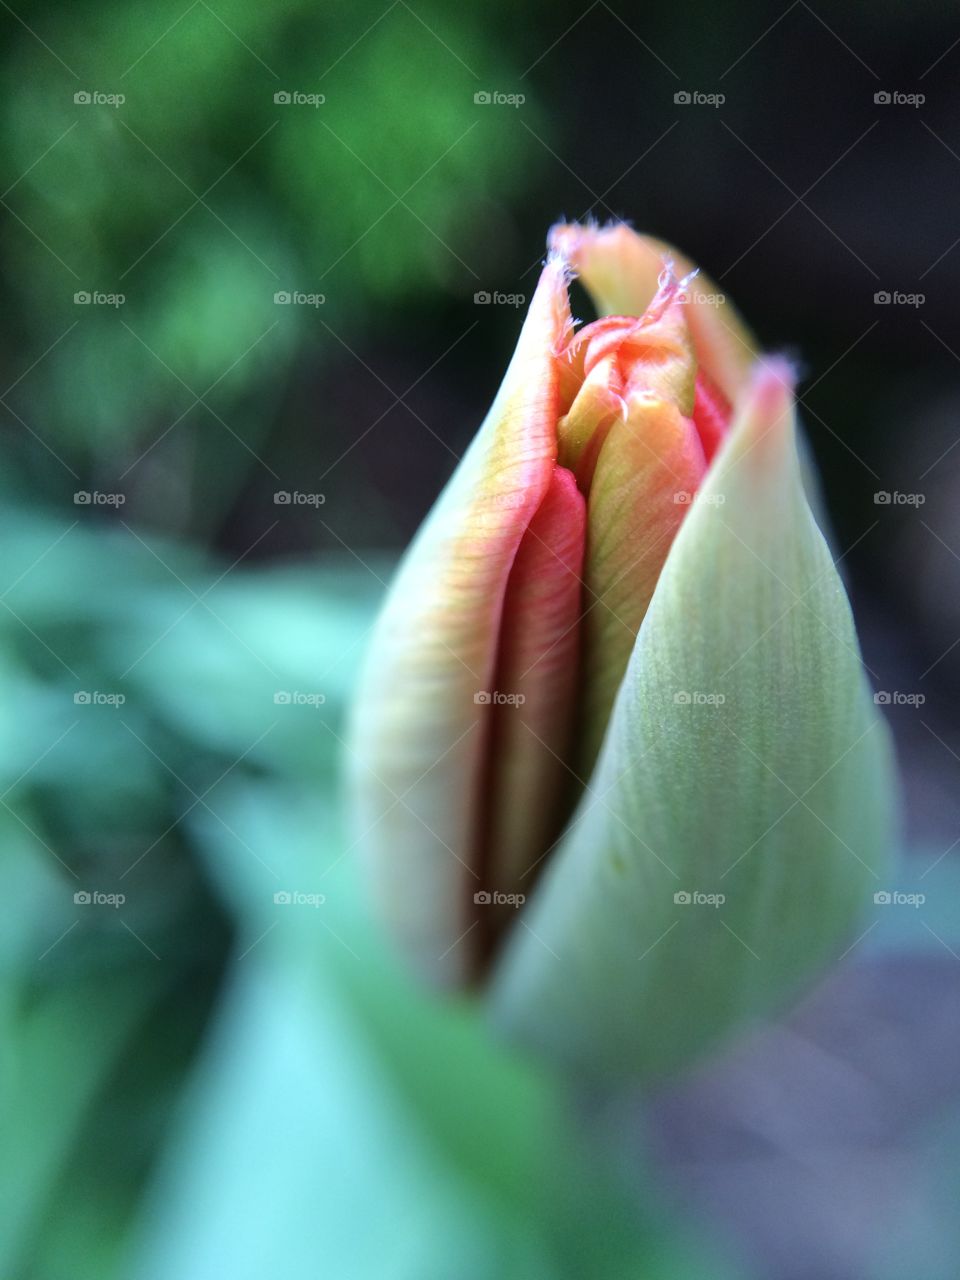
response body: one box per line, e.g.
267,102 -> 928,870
2,1 -> 959,1277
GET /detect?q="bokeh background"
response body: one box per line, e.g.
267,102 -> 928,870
2,2 -> 960,1277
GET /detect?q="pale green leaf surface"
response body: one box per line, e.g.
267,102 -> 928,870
489,366 -> 897,1079
129,778 -> 723,1280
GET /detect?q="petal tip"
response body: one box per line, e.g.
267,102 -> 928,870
719,354 -> 800,479
752,353 -> 798,398
547,218 -> 637,267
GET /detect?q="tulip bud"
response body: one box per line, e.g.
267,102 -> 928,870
348,222 -> 896,1078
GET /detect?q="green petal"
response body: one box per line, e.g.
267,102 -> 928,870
489,360 -> 897,1079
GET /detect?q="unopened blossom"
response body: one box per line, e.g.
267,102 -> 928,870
348,222 -> 896,1078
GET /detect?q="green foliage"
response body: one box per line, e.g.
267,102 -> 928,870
1,0 -> 543,476
0,492 -> 728,1278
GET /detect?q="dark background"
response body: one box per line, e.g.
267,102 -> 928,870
2,2 -> 959,1278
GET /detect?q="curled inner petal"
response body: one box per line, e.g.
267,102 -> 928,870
576,397 -> 709,770
549,269 -> 733,771
692,372 -> 732,464
549,220 -> 757,404
479,466 -> 586,947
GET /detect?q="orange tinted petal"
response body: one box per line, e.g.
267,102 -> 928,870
577,397 -> 707,771
481,466 -> 586,932
549,221 -> 757,404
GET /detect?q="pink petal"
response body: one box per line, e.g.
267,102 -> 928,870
481,465 -> 586,943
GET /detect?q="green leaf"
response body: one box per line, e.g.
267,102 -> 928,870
0,970 -> 167,1276
489,362 -> 898,1079
127,865 -> 724,1280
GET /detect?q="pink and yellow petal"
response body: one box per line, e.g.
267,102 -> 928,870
549,221 -> 757,405
577,396 -> 707,770
481,466 -> 586,934
348,259 -> 572,984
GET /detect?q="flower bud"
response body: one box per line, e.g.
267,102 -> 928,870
348,223 -> 896,1078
